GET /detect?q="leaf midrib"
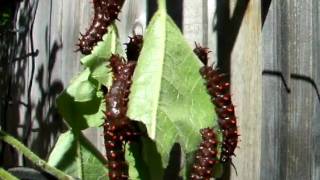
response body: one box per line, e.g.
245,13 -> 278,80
149,11 -> 167,139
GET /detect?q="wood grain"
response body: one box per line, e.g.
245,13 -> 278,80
2,1 -> 320,180
229,0 -> 262,180
261,0 -> 290,179
183,0 -> 206,47
262,0 -> 320,180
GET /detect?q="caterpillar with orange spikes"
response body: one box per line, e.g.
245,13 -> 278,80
103,54 -> 134,180
76,0 -> 125,55
190,128 -> 219,180
103,35 -> 143,179
194,43 -> 239,163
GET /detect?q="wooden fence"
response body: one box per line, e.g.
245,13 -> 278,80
0,0 -> 319,180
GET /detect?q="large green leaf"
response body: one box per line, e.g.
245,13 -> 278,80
56,27 -> 123,130
56,69 -> 105,130
48,131 -> 108,180
127,11 -> 217,178
48,130 -> 145,180
55,22 -> 149,179
81,26 -> 124,67
81,26 -> 124,88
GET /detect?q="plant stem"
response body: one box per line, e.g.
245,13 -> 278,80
0,130 -> 73,180
157,0 -> 166,13
0,168 -> 19,180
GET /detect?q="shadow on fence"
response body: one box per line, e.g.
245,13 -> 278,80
263,70 -> 320,103
215,0 -> 249,80
0,0 -> 65,168
213,0 -> 249,179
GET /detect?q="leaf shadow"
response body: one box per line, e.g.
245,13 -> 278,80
1,0 -> 67,168
129,121 -> 164,180
163,143 -> 183,180
213,0 -> 252,179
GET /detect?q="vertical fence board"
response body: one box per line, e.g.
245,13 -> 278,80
262,0 -> 320,180
207,1 -> 218,65
183,1 -> 218,70
2,0 -> 40,167
261,0 -> 291,179
287,1 -> 318,179
229,0 -> 262,180
311,3 -> 320,180
183,0 -> 206,47
25,0 -> 82,165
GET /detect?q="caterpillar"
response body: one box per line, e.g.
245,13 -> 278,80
77,0 -> 125,55
194,43 -> 239,163
103,55 -> 135,180
125,34 -> 143,61
190,128 -> 219,180
103,35 -> 143,179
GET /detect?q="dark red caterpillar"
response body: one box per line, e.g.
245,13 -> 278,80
103,35 -> 143,179
77,0 -> 125,55
194,43 -> 239,163
103,55 -> 136,180
125,35 -> 143,61
190,128 -> 219,180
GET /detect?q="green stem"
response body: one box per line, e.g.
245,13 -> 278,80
0,130 -> 73,180
0,168 -> 19,180
157,0 -> 166,13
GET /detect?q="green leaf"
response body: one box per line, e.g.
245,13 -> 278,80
57,26 -> 124,130
81,26 -> 123,67
48,130 -> 147,180
81,26 -> 124,88
127,11 -> 217,178
56,69 -> 105,130
48,131 -> 108,180
67,69 -> 97,102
